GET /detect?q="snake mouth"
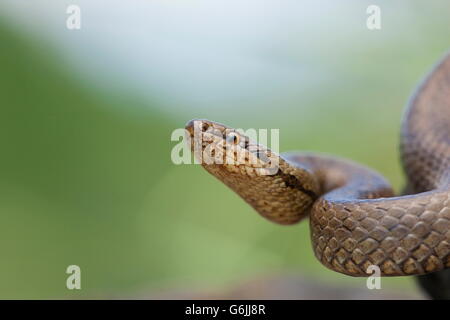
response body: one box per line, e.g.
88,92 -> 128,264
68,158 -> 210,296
184,119 -> 196,138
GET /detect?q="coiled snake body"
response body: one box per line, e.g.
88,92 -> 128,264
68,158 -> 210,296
186,53 -> 450,277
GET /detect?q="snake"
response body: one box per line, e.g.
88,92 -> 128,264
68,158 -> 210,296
185,53 -> 450,277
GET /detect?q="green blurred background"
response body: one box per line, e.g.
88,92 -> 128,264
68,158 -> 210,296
0,1 -> 449,298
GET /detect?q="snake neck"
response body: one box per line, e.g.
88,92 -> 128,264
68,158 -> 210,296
201,156 -> 321,225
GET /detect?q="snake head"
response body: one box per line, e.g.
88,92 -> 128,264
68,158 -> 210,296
185,119 -> 280,176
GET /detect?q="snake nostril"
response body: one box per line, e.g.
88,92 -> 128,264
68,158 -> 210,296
201,122 -> 209,132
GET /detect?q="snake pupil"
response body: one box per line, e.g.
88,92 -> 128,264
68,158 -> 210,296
227,133 -> 239,144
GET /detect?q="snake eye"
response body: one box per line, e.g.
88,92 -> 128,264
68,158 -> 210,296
226,132 -> 239,144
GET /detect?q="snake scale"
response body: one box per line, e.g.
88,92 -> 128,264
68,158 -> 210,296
185,53 -> 450,277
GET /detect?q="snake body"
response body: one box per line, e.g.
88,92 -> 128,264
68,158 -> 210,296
185,53 -> 450,277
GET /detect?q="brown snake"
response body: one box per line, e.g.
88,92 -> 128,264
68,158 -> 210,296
185,53 -> 450,277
